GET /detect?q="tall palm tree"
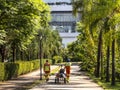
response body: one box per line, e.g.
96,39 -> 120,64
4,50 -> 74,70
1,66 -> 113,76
72,1 -> 120,85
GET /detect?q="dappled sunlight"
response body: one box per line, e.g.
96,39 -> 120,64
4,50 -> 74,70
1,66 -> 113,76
30,65 -> 103,90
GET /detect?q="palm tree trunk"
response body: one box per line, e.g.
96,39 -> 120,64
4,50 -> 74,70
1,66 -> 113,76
111,39 -> 115,85
106,45 -> 110,82
101,50 -> 103,80
96,29 -> 102,77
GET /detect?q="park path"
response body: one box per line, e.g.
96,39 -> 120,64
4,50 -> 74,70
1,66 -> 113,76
0,65 -> 58,90
29,64 -> 104,90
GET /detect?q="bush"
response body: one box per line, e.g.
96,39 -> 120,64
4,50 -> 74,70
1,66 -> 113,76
0,63 -> 5,81
70,57 -> 81,62
52,56 -> 63,64
31,60 -> 39,70
0,60 -> 40,81
16,60 -> 39,76
4,63 -> 19,80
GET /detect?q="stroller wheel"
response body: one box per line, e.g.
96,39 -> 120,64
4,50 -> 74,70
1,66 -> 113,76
57,78 -> 59,83
55,78 -> 56,83
64,78 -> 66,83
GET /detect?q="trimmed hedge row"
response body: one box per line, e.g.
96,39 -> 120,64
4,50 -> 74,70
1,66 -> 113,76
0,60 -> 40,81
0,63 -> 5,81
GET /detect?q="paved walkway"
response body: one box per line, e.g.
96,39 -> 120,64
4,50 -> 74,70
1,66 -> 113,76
30,65 -> 104,90
0,65 -> 58,90
0,64 -> 104,90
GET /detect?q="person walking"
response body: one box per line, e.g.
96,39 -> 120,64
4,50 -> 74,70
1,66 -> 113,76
44,60 -> 51,81
64,59 -> 71,82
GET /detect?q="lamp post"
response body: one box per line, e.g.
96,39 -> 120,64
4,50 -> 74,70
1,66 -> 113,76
37,34 -> 43,80
38,12 -> 48,80
40,35 -> 43,80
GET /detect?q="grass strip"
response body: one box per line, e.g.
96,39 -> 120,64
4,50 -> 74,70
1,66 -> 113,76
87,72 -> 120,90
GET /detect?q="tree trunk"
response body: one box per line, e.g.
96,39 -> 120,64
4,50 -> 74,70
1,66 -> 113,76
101,50 -> 103,80
111,39 -> 115,85
106,45 -> 110,82
28,51 -> 30,61
0,45 -> 6,62
96,29 -> 102,77
12,46 -> 16,62
20,51 -> 24,60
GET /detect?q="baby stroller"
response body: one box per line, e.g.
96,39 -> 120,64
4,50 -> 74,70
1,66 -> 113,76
55,65 -> 66,84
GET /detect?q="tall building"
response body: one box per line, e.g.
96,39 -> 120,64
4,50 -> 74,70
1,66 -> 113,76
44,0 -> 80,47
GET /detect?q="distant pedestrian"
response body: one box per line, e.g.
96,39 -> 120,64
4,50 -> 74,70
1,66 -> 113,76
44,60 -> 51,81
64,59 -> 71,82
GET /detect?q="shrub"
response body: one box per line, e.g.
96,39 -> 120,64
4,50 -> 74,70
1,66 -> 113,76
0,60 -> 40,81
52,56 -> 63,64
31,60 -> 39,70
0,63 -> 5,81
4,63 -> 19,80
16,61 -> 36,76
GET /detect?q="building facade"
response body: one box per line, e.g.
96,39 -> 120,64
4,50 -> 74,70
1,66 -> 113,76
44,0 -> 80,47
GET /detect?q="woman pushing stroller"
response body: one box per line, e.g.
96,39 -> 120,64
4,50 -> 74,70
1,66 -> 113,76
59,65 -> 66,78
55,64 -> 66,83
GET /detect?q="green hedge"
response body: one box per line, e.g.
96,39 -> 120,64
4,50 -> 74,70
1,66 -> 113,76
4,63 -> 19,80
14,60 -> 40,77
0,59 -> 53,81
31,60 -> 40,70
0,63 -> 5,81
0,60 -> 40,81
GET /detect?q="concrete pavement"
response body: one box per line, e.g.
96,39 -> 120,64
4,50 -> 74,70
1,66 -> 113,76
0,65 -> 58,90
29,65 -> 104,90
0,64 -> 104,90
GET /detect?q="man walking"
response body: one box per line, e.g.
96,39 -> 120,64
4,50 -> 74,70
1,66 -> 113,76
44,60 -> 51,81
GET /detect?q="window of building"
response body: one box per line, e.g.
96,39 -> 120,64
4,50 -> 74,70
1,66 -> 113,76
50,12 -> 79,33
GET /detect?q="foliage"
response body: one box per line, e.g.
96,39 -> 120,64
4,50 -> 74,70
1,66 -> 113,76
71,0 -> 120,86
67,41 -> 82,62
41,29 -> 62,59
88,72 -> 120,90
0,0 -> 63,62
0,30 -> 6,45
52,56 -> 63,64
0,0 -> 51,62
0,60 -> 40,81
4,62 -> 19,80
0,63 -> 5,81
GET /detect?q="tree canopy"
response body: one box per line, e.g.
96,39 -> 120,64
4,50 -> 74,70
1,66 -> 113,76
70,0 -> 120,86
0,0 -> 62,62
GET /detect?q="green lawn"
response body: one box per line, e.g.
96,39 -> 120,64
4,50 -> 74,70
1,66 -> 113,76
88,73 -> 120,90
98,81 -> 120,90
